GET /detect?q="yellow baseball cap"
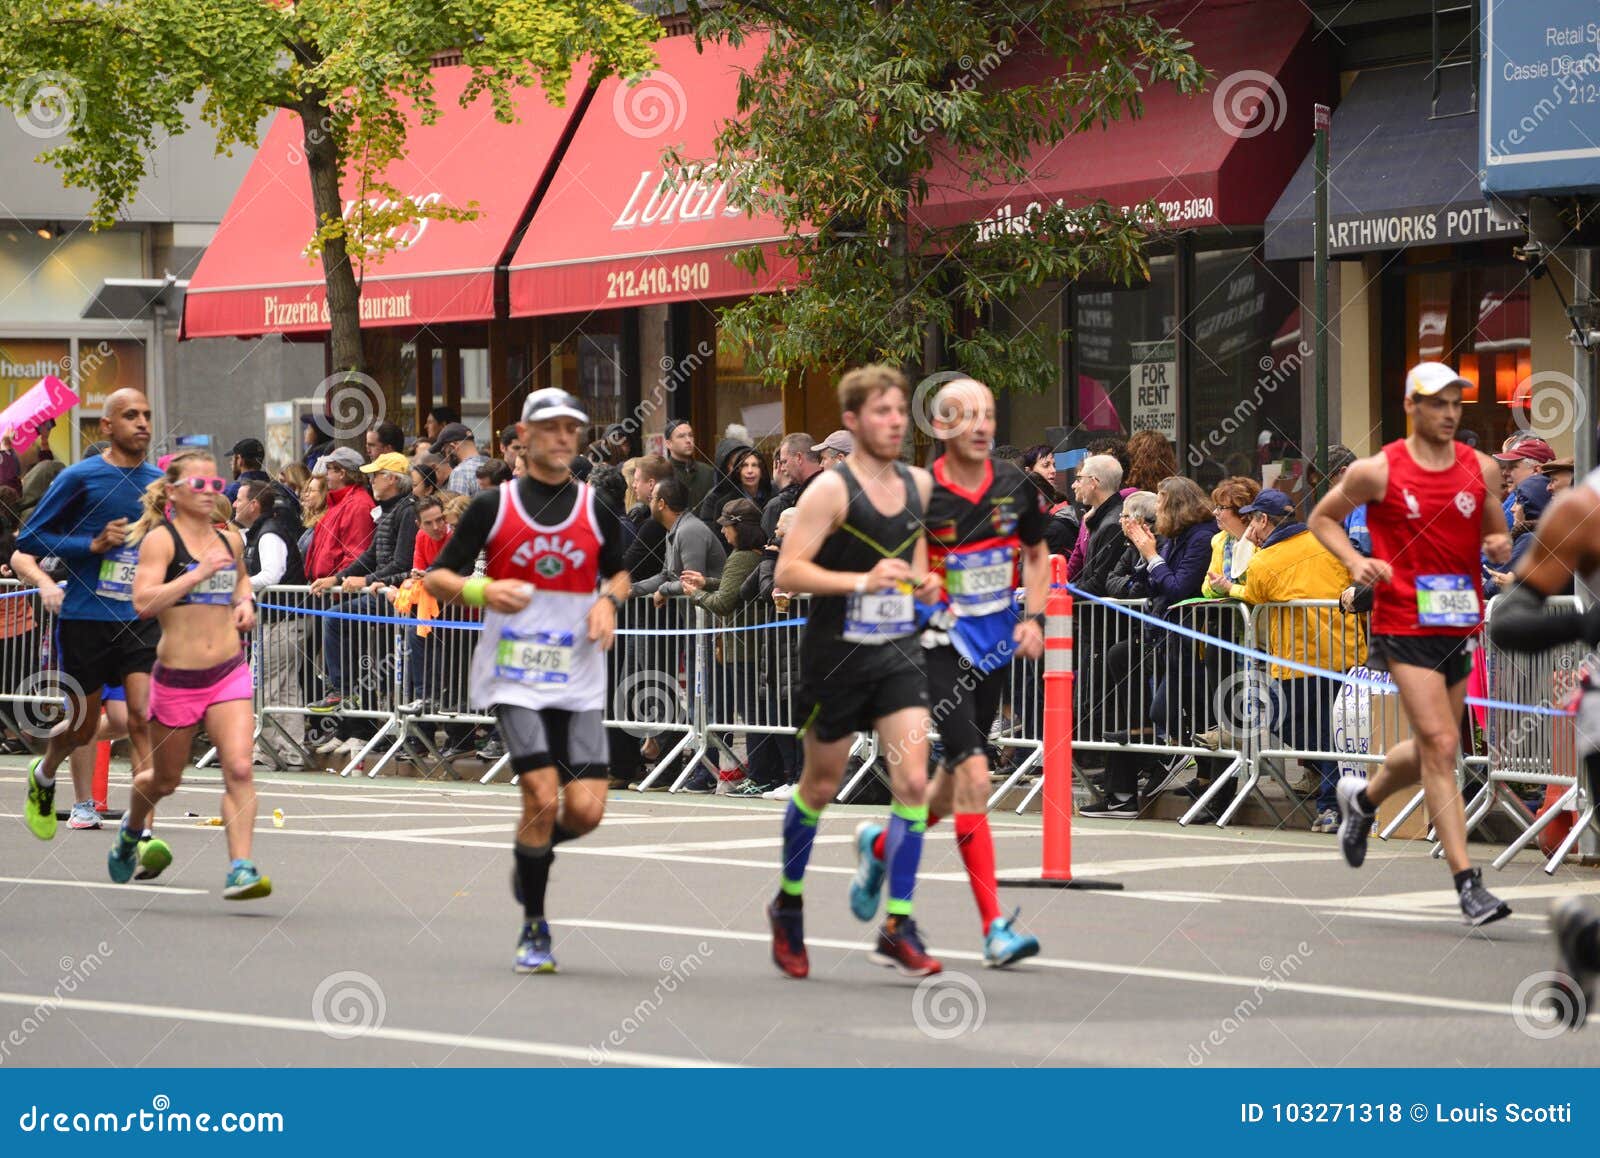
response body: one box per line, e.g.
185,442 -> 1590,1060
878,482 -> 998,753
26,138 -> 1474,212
360,452 -> 410,475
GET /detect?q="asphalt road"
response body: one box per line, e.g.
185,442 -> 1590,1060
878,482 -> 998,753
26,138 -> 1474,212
1,759 -> 1596,1067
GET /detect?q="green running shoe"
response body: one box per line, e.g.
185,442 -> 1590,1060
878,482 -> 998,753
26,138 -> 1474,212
223,861 -> 272,901
23,757 -> 56,841
133,837 -> 172,881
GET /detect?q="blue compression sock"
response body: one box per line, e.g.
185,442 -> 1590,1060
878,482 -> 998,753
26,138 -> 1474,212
779,794 -> 821,897
883,802 -> 928,917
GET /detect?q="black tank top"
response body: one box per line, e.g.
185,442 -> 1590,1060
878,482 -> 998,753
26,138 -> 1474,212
162,521 -> 237,606
803,462 -> 925,672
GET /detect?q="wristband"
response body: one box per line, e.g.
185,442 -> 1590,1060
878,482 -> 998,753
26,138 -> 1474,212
462,576 -> 490,608
1029,611 -> 1046,630
605,592 -> 624,612
854,574 -> 868,595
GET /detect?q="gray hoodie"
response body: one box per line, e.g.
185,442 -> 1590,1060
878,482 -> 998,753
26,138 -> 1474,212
633,510 -> 725,597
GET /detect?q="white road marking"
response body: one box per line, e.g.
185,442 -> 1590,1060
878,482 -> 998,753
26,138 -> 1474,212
0,875 -> 208,896
0,991 -> 731,1068
561,918 -> 1552,1022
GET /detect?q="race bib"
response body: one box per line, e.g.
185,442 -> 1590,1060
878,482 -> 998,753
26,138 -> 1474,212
944,546 -> 1016,618
495,629 -> 575,684
1415,574 -> 1479,628
843,588 -> 915,644
95,546 -> 138,601
185,563 -> 236,606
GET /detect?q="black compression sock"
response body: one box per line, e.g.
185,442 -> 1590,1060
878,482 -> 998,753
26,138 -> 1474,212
551,822 -> 580,847
1452,868 -> 1477,891
514,842 -> 554,921
1355,788 -> 1375,814
776,891 -> 803,912
1579,921 -> 1600,970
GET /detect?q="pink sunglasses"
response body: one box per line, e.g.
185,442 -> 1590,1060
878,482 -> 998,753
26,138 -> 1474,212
178,476 -> 227,493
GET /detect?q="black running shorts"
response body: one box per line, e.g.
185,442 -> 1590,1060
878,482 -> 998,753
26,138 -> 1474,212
494,704 -> 609,782
56,617 -> 160,697
925,644 -> 1006,769
797,650 -> 929,745
1367,632 -> 1476,687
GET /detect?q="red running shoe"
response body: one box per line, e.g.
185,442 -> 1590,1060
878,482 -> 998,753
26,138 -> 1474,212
870,917 -> 942,977
768,898 -> 809,979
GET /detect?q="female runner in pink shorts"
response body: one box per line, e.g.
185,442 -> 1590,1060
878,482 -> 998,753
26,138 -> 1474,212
107,450 -> 270,899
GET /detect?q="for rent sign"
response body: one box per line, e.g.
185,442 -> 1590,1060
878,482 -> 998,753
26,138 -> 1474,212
1130,339 -> 1178,441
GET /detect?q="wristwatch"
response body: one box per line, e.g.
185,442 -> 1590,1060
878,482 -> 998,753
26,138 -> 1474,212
1029,611 -> 1046,630
605,592 -> 625,612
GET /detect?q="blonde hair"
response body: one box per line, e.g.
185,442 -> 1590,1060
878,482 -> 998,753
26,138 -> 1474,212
440,492 -> 471,525
279,462 -> 310,493
127,452 -> 214,545
212,494 -> 234,526
301,476 -> 327,528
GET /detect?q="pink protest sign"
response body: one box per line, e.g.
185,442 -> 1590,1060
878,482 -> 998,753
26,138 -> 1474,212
0,375 -> 79,452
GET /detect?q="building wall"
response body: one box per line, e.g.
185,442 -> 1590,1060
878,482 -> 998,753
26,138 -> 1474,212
165,331 -> 325,463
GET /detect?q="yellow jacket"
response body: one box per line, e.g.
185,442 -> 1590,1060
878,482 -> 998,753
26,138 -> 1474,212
1201,530 -> 1254,599
1231,527 -> 1364,678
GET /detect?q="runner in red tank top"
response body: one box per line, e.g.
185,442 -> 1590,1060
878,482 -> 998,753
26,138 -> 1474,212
1309,362 -> 1514,926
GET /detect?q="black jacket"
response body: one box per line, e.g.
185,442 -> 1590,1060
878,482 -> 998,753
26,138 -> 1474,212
244,509 -> 306,588
623,504 -> 669,582
340,493 -> 417,586
1077,492 -> 1127,597
761,469 -> 820,537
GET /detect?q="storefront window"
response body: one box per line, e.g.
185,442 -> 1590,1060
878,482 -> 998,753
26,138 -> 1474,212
1071,254 -> 1177,443
1188,248 -> 1302,494
710,333 -> 783,455
1403,261 -> 1530,453
0,337 -> 74,463
72,338 -> 146,457
549,329 -> 626,444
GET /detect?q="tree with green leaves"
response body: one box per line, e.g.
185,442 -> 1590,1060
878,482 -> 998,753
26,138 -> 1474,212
673,1 -> 1206,396
1,0 -> 659,396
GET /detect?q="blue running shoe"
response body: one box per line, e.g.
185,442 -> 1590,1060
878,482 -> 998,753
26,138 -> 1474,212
108,826 -> 139,884
848,820 -> 885,922
984,908 -> 1040,968
515,920 -> 557,974
223,861 -> 272,901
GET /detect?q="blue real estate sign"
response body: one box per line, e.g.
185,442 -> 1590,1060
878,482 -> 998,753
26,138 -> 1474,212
1481,0 -> 1600,196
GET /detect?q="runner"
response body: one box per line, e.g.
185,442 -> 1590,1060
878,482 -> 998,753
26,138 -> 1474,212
423,388 -> 630,974
1308,361 -> 1513,925
768,364 -> 943,979
1486,463 -> 1600,1026
17,389 -> 160,843
846,377 -> 1049,966
108,451 -> 268,898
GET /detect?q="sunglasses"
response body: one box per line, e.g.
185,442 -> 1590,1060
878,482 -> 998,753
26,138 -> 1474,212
178,476 -> 227,493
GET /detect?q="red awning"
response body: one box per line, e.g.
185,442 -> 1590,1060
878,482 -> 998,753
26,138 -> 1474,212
914,0 -> 1322,236
508,36 -> 794,318
182,67 -> 588,339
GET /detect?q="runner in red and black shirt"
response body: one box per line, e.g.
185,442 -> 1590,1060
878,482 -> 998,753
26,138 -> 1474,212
846,377 -> 1052,966
1309,362 -> 1513,925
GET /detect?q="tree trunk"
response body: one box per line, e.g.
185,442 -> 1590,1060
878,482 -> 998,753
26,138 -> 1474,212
300,96 -> 368,427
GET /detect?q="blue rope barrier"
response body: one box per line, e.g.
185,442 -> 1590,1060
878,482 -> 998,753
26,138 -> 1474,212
253,600 -> 806,636
1060,583 -> 1571,719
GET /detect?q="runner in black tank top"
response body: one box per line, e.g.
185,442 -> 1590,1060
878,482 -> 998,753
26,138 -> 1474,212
766,366 -> 943,981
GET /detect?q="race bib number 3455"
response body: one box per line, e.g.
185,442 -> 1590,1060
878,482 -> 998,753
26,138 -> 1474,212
1415,574 -> 1479,628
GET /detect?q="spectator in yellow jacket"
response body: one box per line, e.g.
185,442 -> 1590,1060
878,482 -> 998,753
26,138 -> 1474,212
1201,476 -> 1261,599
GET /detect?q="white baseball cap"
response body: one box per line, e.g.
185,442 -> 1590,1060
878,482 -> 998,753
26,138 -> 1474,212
1404,361 -> 1471,399
521,387 -> 589,424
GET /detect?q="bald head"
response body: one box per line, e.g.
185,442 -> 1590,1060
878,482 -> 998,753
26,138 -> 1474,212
98,388 -> 152,465
931,376 -> 995,463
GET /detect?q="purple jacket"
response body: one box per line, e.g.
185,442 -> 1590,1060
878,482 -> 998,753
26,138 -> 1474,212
1144,518 -> 1219,614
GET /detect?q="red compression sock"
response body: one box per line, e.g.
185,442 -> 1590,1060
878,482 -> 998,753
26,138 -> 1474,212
954,813 -> 1001,932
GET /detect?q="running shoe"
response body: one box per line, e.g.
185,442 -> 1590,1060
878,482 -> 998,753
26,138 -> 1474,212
514,920 -> 557,974
313,733 -> 345,756
870,917 -> 942,977
223,861 -> 272,901
107,826 -> 139,884
67,801 -> 102,830
983,909 -> 1040,968
848,821 -> 886,922
23,757 -> 56,841
308,692 -> 343,714
1550,898 -> 1597,1030
726,778 -> 769,798
1310,807 -> 1339,834
1458,869 -> 1511,927
762,783 -> 796,801
1079,794 -> 1138,819
680,768 -> 717,795
133,837 -> 173,881
767,898 -> 809,979
1334,775 -> 1372,868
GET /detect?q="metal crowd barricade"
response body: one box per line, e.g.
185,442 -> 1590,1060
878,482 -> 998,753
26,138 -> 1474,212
612,593 -> 704,791
0,580 -> 58,746
695,592 -> 806,785
1484,594 -> 1587,873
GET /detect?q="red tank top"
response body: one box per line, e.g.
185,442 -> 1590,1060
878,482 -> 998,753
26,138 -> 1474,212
483,480 -> 603,594
1368,439 -> 1485,636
